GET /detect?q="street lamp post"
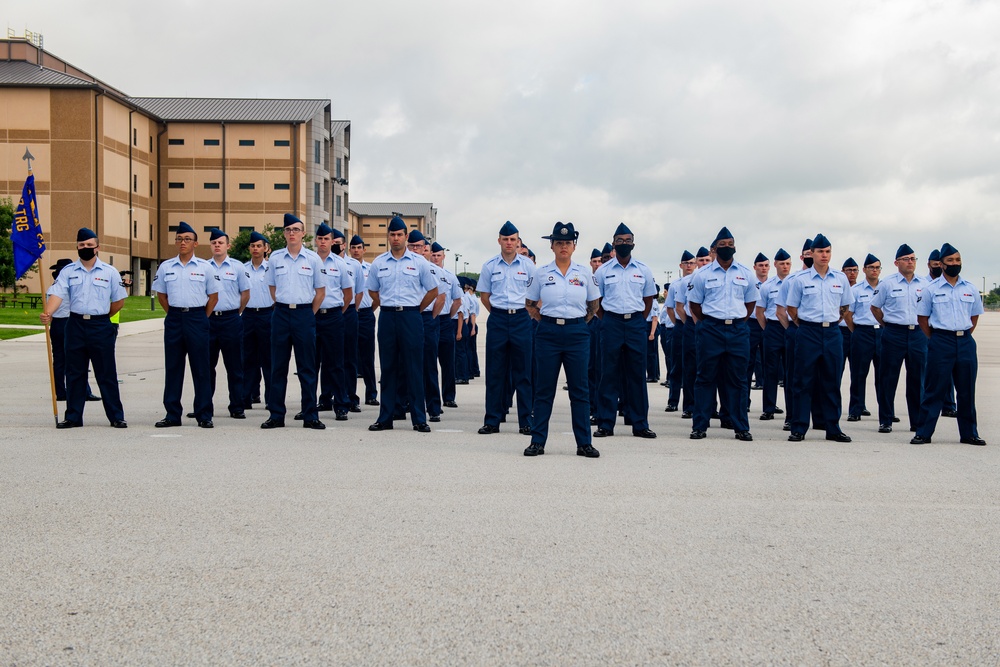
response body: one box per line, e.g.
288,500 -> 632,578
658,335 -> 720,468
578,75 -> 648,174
454,252 -> 462,275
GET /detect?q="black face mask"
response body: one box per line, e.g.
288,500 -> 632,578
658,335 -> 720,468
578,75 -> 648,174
78,247 -> 96,261
944,264 -> 961,278
929,266 -> 943,279
614,243 -> 634,258
716,246 -> 736,262
803,257 -> 814,269
332,244 -> 343,255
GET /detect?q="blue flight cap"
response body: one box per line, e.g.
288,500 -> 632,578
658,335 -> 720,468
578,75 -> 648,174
407,230 -> 426,244
498,221 -> 518,236
754,252 -> 768,264
714,227 -> 734,244
591,248 -> 601,259
863,253 -> 879,267
249,231 -> 268,244
332,228 -> 345,240
928,248 -> 940,262
527,249 -> 536,259
939,242 -> 959,259
283,213 -> 302,228
209,228 -> 228,241
842,257 -> 858,269
76,227 -> 98,242
811,233 -> 831,250
431,242 -> 445,253
176,221 -> 196,238
602,242 -> 613,255
315,223 -> 333,237
350,235 -> 365,247
895,243 -> 914,259
613,222 -> 632,237
542,221 -> 579,241
680,250 -> 694,262
774,248 -> 790,261
696,246 -> 710,258
802,238 -> 813,253
654,283 -> 660,293
388,216 -> 407,232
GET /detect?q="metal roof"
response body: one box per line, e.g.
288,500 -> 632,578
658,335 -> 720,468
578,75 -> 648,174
128,97 -> 330,123
0,60 -> 97,88
330,120 -> 350,136
349,202 -> 435,218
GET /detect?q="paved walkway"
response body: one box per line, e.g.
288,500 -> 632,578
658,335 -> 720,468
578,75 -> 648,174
1,315 -> 998,664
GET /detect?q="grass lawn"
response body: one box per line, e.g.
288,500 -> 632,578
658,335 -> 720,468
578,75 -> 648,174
0,329 -> 43,340
0,295 -> 166,327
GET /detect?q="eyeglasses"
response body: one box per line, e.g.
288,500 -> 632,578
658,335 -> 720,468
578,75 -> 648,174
897,256 -> 917,262
175,237 -> 195,243
284,227 -> 304,234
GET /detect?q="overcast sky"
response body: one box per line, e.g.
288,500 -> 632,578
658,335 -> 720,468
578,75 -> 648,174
10,0 -> 1000,287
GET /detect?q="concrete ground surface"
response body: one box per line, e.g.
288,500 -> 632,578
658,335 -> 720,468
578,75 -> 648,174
2,314 -> 999,665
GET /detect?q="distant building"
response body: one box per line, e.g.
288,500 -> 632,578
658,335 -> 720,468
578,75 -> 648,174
349,202 -> 438,260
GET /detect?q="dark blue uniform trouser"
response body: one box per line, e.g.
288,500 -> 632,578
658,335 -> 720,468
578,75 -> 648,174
784,322 -> 825,429
268,305 -> 318,423
848,324 -> 881,417
357,307 -> 377,402
667,320 -> 684,407
317,307 -> 348,411
209,310 -> 244,414
916,330 -> 978,440
456,320 -> 471,381
840,326 -> 851,377
659,325 -> 673,380
682,319 -> 698,412
484,309 -> 532,429
51,316 -> 92,401
423,312 -> 442,417
746,318 -> 764,411
438,316 -> 458,403
377,308 -> 426,425
469,328 -> 480,376
64,314 -> 123,425
343,304 -> 360,407
241,307 -> 272,407
531,318 -> 591,446
877,323 -> 927,428
163,308 -> 212,422
646,327 -> 660,380
597,313 -> 650,431
790,322 -> 844,436
588,316 -> 602,412
693,318 -> 750,433
762,319 -> 785,414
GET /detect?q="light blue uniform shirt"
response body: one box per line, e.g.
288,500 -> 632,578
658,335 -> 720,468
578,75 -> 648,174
784,267 -> 852,324
50,258 -> 127,315
757,275 -> 784,320
357,260 -> 373,308
477,254 -> 536,309
265,247 -> 324,305
434,267 -> 462,319
318,253 -> 353,308
421,258 -> 443,313
688,260 -> 758,319
342,255 -> 365,305
664,278 -> 685,323
527,261 -> 600,318
152,256 -> 218,308
674,273 -> 695,318
594,257 -> 657,314
647,300 -> 660,323
244,259 -> 274,308
46,282 -> 71,318
917,276 -> 984,331
849,281 -> 880,326
869,273 -> 925,325
210,256 -> 250,311
776,268 -> 809,308
367,250 -> 439,307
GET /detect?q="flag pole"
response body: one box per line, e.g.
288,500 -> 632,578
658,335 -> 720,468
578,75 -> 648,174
37,254 -> 59,427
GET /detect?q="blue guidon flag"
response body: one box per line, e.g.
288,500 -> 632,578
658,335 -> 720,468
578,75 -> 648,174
12,174 -> 45,279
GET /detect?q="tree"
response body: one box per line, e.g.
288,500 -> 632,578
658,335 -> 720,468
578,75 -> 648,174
229,223 -> 312,263
984,287 -> 1000,308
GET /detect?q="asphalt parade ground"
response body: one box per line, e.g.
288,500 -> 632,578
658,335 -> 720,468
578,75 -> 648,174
2,315 -> 999,665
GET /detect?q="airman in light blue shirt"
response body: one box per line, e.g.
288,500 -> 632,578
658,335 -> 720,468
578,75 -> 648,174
477,252 -> 536,310
266,246 -> 324,305
152,255 -> 219,308
527,260 -> 600,318
318,252 -> 354,309
594,255 -> 657,314
50,257 -> 128,315
244,257 -> 274,308
688,260 -> 758,319
367,248 -> 439,307
210,253 -> 250,312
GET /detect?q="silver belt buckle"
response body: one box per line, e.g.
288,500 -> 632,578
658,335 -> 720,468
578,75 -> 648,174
908,324 -> 915,330
623,313 -> 632,320
395,306 -> 404,311
507,309 -> 517,314
556,318 -> 566,325
288,303 -> 297,309
822,322 -> 830,327
83,314 -> 92,320
724,319 -> 733,325
957,330 -> 965,337
874,324 -> 880,329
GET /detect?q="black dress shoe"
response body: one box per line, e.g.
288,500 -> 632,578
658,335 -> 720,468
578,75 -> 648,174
335,411 -> 349,421
365,399 -> 380,406
632,428 -> 657,439
847,414 -> 860,422
878,424 -> 892,433
413,423 -> 431,433
478,424 -> 500,435
681,411 -> 693,419
942,409 -> 959,418
111,420 -> 128,429
260,419 -> 285,429
892,417 -> 900,423
664,404 -> 678,413
518,426 -> 532,436
444,401 -> 458,408
752,385 -> 764,391
910,435 -> 931,445
577,444 -> 600,458
455,379 -> 469,385
593,427 -> 614,438
759,412 -> 774,421
500,414 -> 507,422
429,415 -> 441,423
186,412 -> 197,419
961,436 -> 986,446
524,443 -> 545,456
782,422 -> 791,431
197,420 -> 214,429
349,405 -> 362,413
55,395 -> 67,402
711,411 -> 721,419
788,432 -> 805,442
293,412 -> 304,421
368,421 -> 393,431
86,394 -> 101,402
303,419 -> 326,430
773,408 -> 784,415
910,426 -> 918,432
56,420 -> 82,429
734,431 -> 753,442
719,419 -> 735,430
826,432 -> 851,443
230,411 -> 246,419
690,430 -> 706,440
155,418 -> 182,428
316,402 -> 334,412
861,409 -> 870,416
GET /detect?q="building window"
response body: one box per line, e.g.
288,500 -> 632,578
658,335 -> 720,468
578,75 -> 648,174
149,224 -> 153,241
274,183 -> 290,190
150,180 -> 153,196
133,128 -> 137,146
335,195 -> 342,217
239,226 -> 254,234
239,183 -> 255,190
168,138 -> 184,146
239,139 -> 255,147
168,182 -> 185,189
204,139 -> 220,146
274,140 -> 290,147
314,140 -> 321,164
133,221 -> 137,238
204,183 -> 220,190
133,175 -> 138,193
149,137 -> 153,152
314,182 -> 321,206
202,226 -> 215,233
336,158 -> 342,179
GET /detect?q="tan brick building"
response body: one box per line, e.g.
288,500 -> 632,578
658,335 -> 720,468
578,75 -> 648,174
348,202 -> 438,261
